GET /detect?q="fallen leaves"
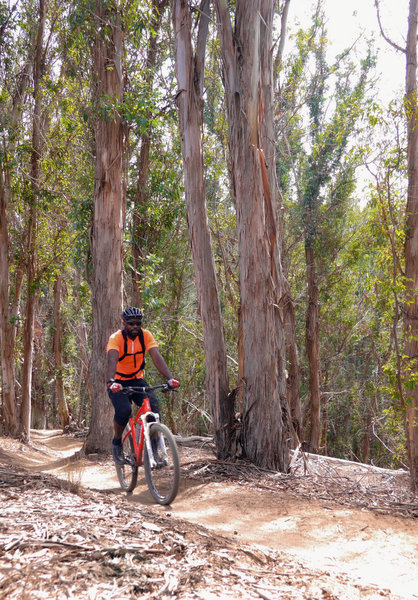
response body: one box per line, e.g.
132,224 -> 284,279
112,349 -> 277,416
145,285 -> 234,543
0,453 -> 411,600
182,451 -> 418,519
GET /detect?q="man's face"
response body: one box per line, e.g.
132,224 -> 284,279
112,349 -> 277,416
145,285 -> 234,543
124,319 -> 142,339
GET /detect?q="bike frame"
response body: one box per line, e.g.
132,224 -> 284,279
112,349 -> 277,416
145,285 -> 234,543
122,386 -> 169,469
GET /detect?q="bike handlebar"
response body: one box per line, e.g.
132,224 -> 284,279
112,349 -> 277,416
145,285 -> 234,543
121,383 -> 177,395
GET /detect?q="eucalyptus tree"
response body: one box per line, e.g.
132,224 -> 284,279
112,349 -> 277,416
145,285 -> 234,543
18,0 -> 47,440
375,0 -> 418,488
172,0 -> 233,458
403,0 -> 418,489
214,0 -> 289,471
0,0 -> 27,436
271,0 -> 303,447
84,0 -> 124,454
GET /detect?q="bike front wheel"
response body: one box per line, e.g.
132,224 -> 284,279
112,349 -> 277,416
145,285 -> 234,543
115,425 -> 138,492
144,422 -> 180,505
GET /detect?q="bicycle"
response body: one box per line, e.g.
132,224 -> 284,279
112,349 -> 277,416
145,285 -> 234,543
114,383 -> 180,505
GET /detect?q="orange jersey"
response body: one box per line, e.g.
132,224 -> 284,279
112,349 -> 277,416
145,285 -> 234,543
106,328 -> 158,380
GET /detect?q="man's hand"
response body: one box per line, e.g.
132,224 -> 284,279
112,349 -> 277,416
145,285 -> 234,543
167,378 -> 180,389
107,379 -> 123,393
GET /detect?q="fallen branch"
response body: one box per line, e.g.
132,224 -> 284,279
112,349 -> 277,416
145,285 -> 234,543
174,435 -> 213,445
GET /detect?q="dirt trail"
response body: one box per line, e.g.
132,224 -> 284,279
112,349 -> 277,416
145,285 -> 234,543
1,430 -> 417,600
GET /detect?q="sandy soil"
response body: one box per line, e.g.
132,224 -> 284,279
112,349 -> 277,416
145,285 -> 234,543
1,429 -> 417,600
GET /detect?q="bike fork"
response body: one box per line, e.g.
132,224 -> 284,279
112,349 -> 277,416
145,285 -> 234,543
141,413 -> 169,468
155,435 -> 169,466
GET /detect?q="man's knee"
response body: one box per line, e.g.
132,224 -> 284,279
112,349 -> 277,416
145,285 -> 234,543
146,393 -> 160,416
112,397 -> 132,427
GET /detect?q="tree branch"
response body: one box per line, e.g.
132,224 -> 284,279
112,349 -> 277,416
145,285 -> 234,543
374,0 -> 405,54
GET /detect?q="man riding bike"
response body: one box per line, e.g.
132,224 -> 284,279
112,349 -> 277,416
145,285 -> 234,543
106,306 -> 179,465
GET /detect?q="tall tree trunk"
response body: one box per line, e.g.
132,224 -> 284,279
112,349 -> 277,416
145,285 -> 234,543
75,268 -> 92,425
131,135 -> 150,307
20,0 -> 45,441
31,310 -> 47,429
215,0 -> 289,471
0,161 -> 18,435
404,0 -> 418,489
304,244 -> 321,452
77,320 -> 92,424
0,13 -> 29,435
271,0 -> 302,446
84,0 -> 124,455
172,0 -> 233,458
260,0 -> 301,447
283,286 -> 302,446
53,276 -> 69,429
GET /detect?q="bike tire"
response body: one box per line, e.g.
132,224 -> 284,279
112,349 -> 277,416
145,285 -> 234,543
144,422 -> 180,505
115,426 -> 138,492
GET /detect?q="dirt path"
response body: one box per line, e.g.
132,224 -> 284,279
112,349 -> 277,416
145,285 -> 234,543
1,430 -> 417,599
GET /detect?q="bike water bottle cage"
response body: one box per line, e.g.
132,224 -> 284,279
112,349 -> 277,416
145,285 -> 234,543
115,328 -> 146,378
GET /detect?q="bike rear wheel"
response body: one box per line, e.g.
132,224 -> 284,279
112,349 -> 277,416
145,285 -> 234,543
115,426 -> 138,492
144,422 -> 180,505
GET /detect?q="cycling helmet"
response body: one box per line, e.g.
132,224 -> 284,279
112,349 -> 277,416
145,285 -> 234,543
122,306 -> 143,321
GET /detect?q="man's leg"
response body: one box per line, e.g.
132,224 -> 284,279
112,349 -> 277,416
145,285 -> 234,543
111,421 -> 125,463
114,421 -> 125,438
108,385 -> 132,464
131,378 -> 161,420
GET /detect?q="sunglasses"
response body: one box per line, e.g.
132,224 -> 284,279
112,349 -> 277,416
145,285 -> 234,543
126,320 -> 142,326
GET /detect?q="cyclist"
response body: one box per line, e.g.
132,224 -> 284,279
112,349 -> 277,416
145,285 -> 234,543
106,306 -> 179,465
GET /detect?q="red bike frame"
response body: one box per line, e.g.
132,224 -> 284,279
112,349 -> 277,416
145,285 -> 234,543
123,395 -> 155,467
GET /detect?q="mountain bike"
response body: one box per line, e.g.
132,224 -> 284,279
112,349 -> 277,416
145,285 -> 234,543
114,383 -> 180,505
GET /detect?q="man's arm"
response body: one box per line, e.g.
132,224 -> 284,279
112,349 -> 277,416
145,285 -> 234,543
107,349 -> 119,381
148,347 -> 173,380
